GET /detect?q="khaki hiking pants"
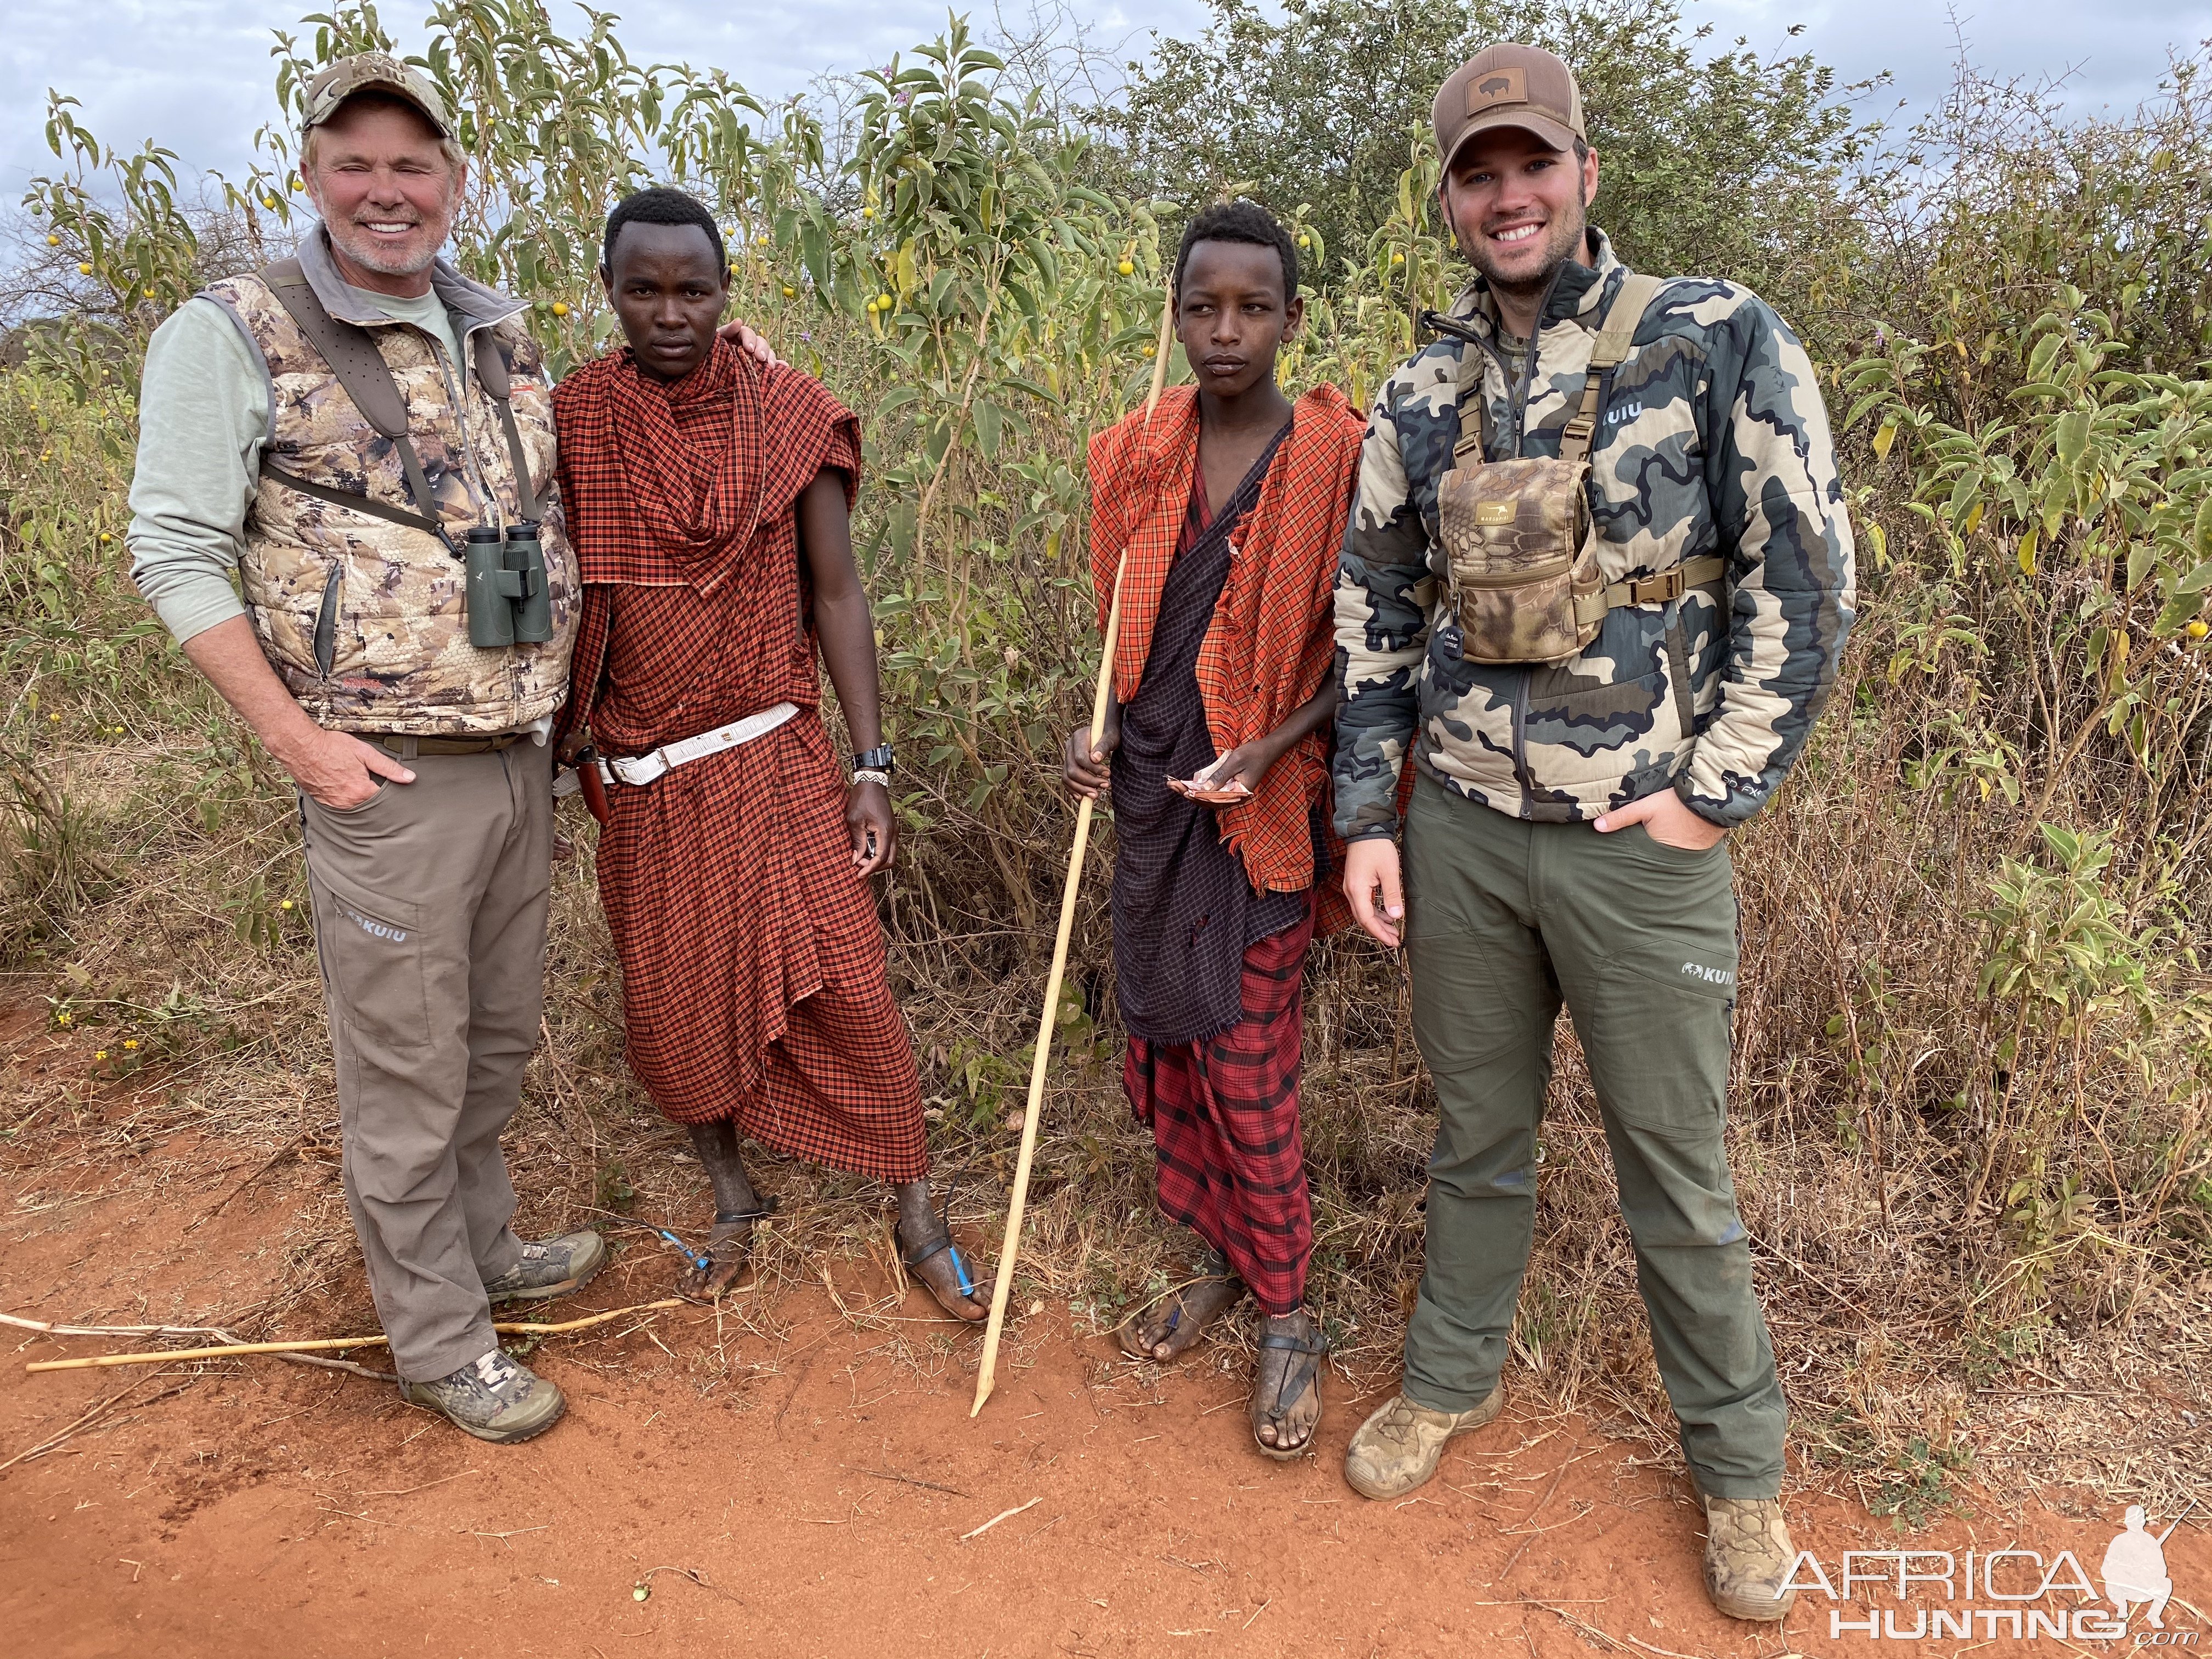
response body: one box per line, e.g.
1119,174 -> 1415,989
298,740 -> 552,1383
1400,774 -> 1786,1499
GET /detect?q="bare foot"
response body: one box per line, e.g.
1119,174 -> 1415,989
1251,1308 -> 1326,1457
676,1212 -> 759,1300
1119,1260 -> 1244,1363
895,1217 -> 989,1321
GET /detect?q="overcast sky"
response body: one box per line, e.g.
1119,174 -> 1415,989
3,0 -> 2207,196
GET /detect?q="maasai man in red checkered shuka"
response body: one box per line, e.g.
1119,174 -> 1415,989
552,187 -> 985,1321
1063,200 -> 1364,1459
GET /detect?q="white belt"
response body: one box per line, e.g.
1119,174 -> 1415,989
600,702 -> 799,787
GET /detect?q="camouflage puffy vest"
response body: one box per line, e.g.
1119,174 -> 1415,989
202,258 -> 577,735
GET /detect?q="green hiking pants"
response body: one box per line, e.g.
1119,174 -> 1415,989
1400,774 -> 1785,1499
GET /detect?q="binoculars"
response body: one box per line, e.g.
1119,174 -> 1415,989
464,522 -> 554,649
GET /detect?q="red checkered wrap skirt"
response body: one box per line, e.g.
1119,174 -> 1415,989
596,702 -> 927,1182
1123,894 -> 1316,1314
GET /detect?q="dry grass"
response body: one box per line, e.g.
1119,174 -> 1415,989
5,614 -> 2209,1529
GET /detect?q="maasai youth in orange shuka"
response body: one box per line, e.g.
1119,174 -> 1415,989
1087,382 -> 1363,1314
553,340 -> 926,1182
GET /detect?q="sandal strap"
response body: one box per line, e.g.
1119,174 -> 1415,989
712,1194 -> 778,1226
1258,1330 -> 1329,1356
900,1232 -> 955,1271
1256,1345 -> 1318,1424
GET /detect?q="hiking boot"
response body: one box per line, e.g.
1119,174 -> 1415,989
482,1229 -> 608,1304
1343,1385 -> 1504,1500
1702,1496 -> 1798,1622
400,1349 -> 566,1444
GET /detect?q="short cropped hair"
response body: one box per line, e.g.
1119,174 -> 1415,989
601,186 -> 727,276
1172,199 -> 1299,302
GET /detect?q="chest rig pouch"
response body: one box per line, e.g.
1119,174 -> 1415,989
1435,272 -> 1672,667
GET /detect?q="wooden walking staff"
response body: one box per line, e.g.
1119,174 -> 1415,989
971,290 -> 1178,1416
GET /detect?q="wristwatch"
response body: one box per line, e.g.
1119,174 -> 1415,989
852,742 -> 895,777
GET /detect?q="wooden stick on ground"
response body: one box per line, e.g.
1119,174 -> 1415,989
971,288 -> 1178,1417
21,1299 -> 685,1374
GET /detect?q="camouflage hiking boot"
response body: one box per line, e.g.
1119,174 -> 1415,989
1702,1496 -> 1798,1622
400,1350 -> 565,1444
482,1229 -> 608,1304
1343,1385 -> 1504,1500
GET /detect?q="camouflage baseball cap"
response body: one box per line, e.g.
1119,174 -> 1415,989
1432,43 -> 1585,168
301,52 -> 453,139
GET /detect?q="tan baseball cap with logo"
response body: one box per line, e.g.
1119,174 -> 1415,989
1432,43 -> 1585,170
301,52 -> 453,139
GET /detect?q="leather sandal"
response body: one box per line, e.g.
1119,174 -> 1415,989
1251,1319 -> 1328,1461
676,1196 -> 776,1300
897,1187 -> 984,1319
1116,1249 -> 1237,1361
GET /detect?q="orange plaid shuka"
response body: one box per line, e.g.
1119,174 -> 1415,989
1088,383 -> 1365,906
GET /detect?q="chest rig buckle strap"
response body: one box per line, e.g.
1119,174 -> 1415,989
1435,271 -> 1711,667
255,258 -> 539,556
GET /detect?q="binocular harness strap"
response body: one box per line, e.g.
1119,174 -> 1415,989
259,258 -> 539,551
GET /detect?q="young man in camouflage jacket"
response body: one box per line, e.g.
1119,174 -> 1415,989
1330,45 -> 1854,1622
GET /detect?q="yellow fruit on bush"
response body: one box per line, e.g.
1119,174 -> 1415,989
877,293 -> 893,311
1297,234 -> 1310,248
862,206 -> 876,220
77,262 -> 91,275
1391,250 -> 1405,264
2190,620 -> 2209,641
1117,259 -> 1133,275
783,285 -> 797,297
45,234 -> 58,246
551,301 -> 570,317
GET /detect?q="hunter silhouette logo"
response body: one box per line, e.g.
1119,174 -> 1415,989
2106,1502 -> 2192,1628
1467,68 -> 1527,110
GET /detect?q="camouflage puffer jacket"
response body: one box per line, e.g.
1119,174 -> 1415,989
1331,230 -> 1854,836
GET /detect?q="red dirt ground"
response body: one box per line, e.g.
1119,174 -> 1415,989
4,1065 -> 2205,1655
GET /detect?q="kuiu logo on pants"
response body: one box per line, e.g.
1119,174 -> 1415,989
346,905 -> 408,943
1681,961 -> 1733,986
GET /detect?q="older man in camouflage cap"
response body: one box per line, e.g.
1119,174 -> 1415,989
128,53 -> 602,1443
1330,43 -> 1854,1621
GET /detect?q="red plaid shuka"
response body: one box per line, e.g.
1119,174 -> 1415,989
1125,894 -> 1317,1315
552,344 -> 927,1181
1089,383 -> 1364,913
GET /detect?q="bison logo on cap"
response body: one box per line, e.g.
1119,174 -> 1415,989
1466,66 -> 1528,109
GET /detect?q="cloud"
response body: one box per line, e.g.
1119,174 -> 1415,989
5,0 -> 2205,198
